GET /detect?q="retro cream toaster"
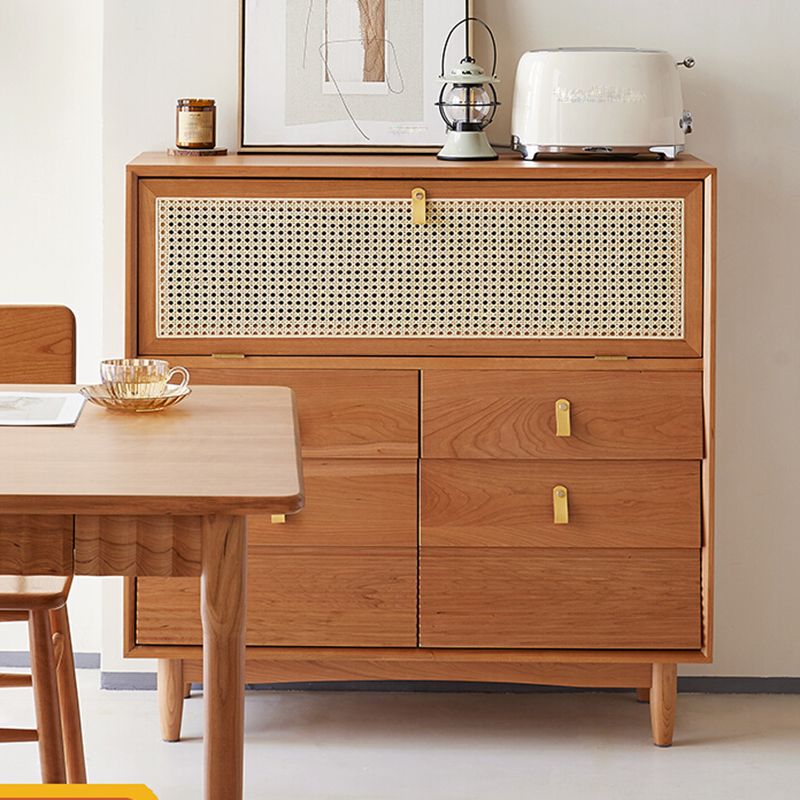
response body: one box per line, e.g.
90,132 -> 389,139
511,48 -> 694,160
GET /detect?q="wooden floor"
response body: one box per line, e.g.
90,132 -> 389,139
0,671 -> 797,799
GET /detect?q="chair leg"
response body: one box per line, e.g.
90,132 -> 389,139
158,659 -> 186,742
28,609 -> 66,783
50,606 -> 87,783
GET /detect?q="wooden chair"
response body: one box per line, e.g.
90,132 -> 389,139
0,305 -> 86,782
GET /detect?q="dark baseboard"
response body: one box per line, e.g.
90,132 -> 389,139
98,673 -> 800,694
0,651 -> 100,669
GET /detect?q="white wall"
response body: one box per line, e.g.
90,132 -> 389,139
3,1 -> 800,678
0,0 -> 104,654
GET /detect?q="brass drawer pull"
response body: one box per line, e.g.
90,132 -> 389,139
271,514 -> 287,524
411,187 -> 427,225
555,398 -> 571,437
553,486 -> 569,525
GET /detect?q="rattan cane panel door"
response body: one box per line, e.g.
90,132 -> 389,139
138,179 -> 703,356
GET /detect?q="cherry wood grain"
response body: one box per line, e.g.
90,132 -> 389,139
701,172 -> 717,659
420,548 -> 701,649
141,354 -> 704,372
0,515 -> 73,575
0,576 -> 70,610
0,306 -> 75,384
247,460 -> 417,547
422,370 -> 703,459
129,152 -> 716,182
651,662 -> 678,746
182,658 -> 652,689
136,459 -> 417,646
185,368 -> 418,458
74,515 -> 203,577
201,515 -> 246,800
49,605 -> 86,782
0,385 -> 303,516
137,547 -> 417,648
28,609 -> 66,782
158,658 -> 185,742
421,460 -> 700,548
76,461 -> 411,575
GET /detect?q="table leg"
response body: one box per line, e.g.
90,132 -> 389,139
201,514 -> 247,800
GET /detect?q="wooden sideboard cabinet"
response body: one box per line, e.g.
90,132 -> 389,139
125,152 -> 716,747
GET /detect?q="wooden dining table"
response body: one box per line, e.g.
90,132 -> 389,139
0,384 -> 304,800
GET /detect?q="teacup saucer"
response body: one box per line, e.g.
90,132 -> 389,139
80,384 -> 191,413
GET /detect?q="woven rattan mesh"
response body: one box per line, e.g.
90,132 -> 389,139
156,196 -> 684,339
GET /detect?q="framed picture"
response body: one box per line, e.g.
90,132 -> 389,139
239,0 -> 472,153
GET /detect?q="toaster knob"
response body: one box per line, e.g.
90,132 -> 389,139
677,56 -> 696,68
680,110 -> 694,134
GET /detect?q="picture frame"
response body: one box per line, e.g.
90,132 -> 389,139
238,0 -> 472,154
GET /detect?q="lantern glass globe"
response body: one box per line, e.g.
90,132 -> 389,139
442,84 -> 493,127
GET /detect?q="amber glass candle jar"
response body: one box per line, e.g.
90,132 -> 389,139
175,98 -> 216,149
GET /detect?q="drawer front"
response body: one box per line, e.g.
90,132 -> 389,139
136,460 -> 418,647
185,368 -> 418,458
420,549 -> 701,649
138,178 -> 702,358
138,548 -> 417,647
423,370 -> 703,459
422,460 -> 700,548
255,460 -> 417,547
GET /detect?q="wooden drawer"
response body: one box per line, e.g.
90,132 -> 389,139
420,549 -> 701,649
422,370 -> 702,459
255,460 -> 417,547
138,548 -> 416,647
183,368 -> 418,458
136,459 -> 418,647
422,460 -> 700,548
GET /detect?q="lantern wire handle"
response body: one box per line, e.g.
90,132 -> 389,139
440,17 -> 498,78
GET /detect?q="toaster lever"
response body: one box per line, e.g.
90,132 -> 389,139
681,110 -> 694,134
677,56 -> 696,69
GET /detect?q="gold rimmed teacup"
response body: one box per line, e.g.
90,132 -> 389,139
100,358 -> 190,399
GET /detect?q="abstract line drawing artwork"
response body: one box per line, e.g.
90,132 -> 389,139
240,0 -> 468,152
315,0 -> 404,139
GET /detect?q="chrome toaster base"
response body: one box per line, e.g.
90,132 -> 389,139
512,137 -> 685,161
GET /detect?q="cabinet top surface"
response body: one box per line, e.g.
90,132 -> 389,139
129,152 -> 715,181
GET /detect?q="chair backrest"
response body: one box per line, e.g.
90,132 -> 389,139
0,306 -> 76,383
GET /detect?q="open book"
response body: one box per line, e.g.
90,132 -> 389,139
0,391 -> 86,426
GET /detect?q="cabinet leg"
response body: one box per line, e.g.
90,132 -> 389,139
650,663 -> 677,747
158,659 -> 185,742
184,682 -> 193,699
635,687 -> 651,703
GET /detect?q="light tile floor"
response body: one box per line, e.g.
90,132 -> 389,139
1,671 -> 799,799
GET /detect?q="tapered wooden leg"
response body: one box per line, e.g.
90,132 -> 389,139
636,688 -> 651,703
29,610 -> 67,783
201,515 -> 247,800
184,682 -> 193,699
650,663 -> 677,747
158,659 -> 186,742
50,606 -> 86,783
